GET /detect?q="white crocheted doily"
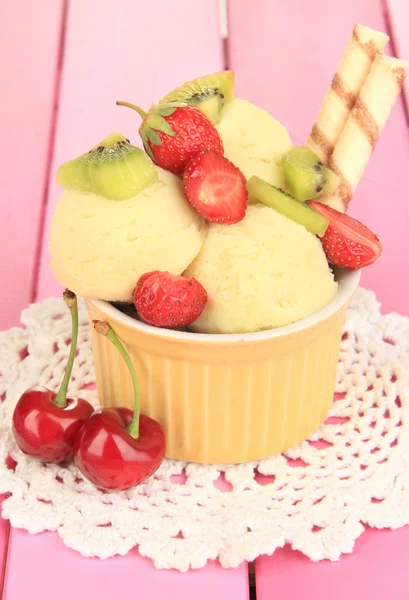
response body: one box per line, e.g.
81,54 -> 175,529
0,290 -> 408,571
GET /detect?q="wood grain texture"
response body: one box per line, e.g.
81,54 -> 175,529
36,0 -> 224,300
0,0 -> 65,328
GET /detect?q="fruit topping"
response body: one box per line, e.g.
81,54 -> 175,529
116,101 -> 224,174
282,146 -> 340,201
159,71 -> 235,124
134,271 -> 207,328
74,321 -> 165,491
183,150 -> 248,224
246,176 -> 328,236
12,290 -> 94,463
56,133 -> 158,201
309,201 -> 382,269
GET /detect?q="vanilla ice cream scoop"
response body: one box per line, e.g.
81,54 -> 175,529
215,98 -> 292,192
50,168 -> 205,302
184,204 -> 337,333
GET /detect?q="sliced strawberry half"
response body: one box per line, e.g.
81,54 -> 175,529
183,150 -> 248,224
309,201 -> 382,269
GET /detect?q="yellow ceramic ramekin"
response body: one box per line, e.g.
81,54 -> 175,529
86,269 -> 360,464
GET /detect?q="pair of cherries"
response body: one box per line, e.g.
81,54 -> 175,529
12,290 -> 165,491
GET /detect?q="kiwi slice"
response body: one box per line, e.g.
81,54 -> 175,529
281,146 -> 340,202
56,133 -> 158,201
246,176 -> 328,236
159,71 -> 234,124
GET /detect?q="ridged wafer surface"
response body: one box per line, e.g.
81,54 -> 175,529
325,55 -> 407,211
307,24 -> 389,164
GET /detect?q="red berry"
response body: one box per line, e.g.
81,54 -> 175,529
309,201 -> 382,269
134,271 -> 207,328
148,105 -> 223,173
74,408 -> 165,491
77,322 -> 166,492
12,388 -> 94,463
183,150 -> 248,224
117,100 -> 224,174
12,290 -> 94,463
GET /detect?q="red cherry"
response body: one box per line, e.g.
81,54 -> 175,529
74,320 -> 166,491
12,386 -> 93,463
12,290 -> 94,463
74,408 -> 165,491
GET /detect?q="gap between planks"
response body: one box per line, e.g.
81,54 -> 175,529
249,561 -> 256,600
1,1 -> 69,597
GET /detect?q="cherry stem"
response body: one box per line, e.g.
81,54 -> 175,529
93,321 -> 140,439
53,290 -> 78,408
116,100 -> 147,120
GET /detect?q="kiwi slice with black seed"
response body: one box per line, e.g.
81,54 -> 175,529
56,133 -> 158,201
246,176 -> 329,236
281,146 -> 340,202
160,71 -> 234,124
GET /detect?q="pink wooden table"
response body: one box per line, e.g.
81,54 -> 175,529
1,0 -> 408,598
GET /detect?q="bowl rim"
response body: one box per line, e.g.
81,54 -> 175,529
87,268 -> 361,343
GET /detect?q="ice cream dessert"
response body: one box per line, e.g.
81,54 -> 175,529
50,28 -> 406,334
184,203 -> 337,334
215,98 -> 292,193
44,25 -> 408,466
51,147 -> 205,302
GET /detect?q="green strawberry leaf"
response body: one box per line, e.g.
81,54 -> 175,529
146,128 -> 162,146
161,100 -> 187,108
157,106 -> 177,117
148,113 -> 176,137
140,131 -> 156,161
143,140 -> 156,161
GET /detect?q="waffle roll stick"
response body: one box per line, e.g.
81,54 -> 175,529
307,25 -> 389,164
324,55 -> 407,212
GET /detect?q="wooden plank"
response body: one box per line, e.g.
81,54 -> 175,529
0,0 -> 66,328
5,2 -> 250,599
255,527 -> 409,600
0,1 -> 64,595
385,0 -> 409,119
227,0 -> 409,317
36,0 -> 225,300
344,177 -> 409,316
227,0 -> 409,596
4,530 -> 249,600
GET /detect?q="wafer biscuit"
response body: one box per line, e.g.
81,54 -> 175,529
307,25 -> 389,164
325,55 -> 407,211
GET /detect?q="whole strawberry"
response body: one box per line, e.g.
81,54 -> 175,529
309,201 -> 382,269
134,271 -> 207,328
116,100 -> 223,174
